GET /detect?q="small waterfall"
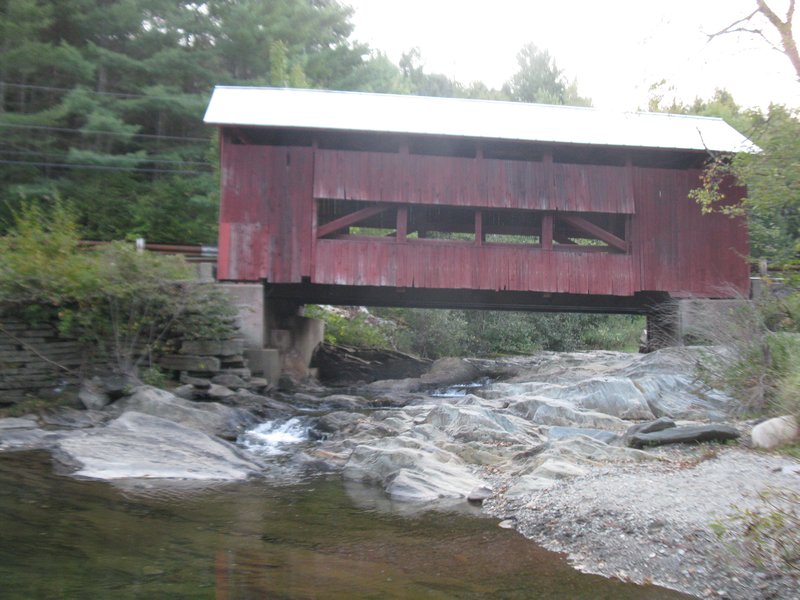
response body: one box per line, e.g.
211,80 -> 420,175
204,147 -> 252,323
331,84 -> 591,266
429,377 -> 493,398
238,417 -> 312,456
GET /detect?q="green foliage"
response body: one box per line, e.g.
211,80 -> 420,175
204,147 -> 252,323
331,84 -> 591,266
503,43 -> 591,107
690,287 -> 800,415
712,489 -> 800,577
318,304 -> 643,359
304,305 -> 392,349
0,202 -> 236,376
0,0 -> 369,244
649,90 -> 800,269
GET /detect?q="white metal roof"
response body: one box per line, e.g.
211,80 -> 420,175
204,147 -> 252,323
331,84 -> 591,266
204,86 -> 756,153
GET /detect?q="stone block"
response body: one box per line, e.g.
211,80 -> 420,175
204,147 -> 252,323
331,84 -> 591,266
270,329 -> 293,352
159,355 -> 221,373
180,339 -> 243,357
244,348 -> 281,383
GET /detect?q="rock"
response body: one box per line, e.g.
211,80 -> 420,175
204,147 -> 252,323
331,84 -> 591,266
78,377 -> 111,410
115,386 -> 257,440
246,377 -> 270,392
54,412 -> 262,480
532,457 -> 588,479
172,384 -> 196,400
632,373 -> 731,420
420,357 -> 481,387
625,417 -> 676,438
319,394 -> 367,410
751,416 -> 799,449
314,411 -> 366,437
627,424 -> 741,449
180,374 -> 211,389
424,403 -> 538,444
548,426 -> 619,444
529,401 -> 627,431
0,428 -> 60,451
159,355 -> 221,373
342,435 -> 485,501
39,407 -> 111,429
100,374 -> 139,399
313,342 -> 431,385
205,384 -> 236,400
532,377 -> 655,420
467,485 -> 493,504
277,374 -> 298,393
0,416 -> 38,430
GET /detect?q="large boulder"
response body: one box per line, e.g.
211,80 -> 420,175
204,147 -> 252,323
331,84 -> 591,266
507,397 -> 627,431
423,403 -> 539,444
631,373 -> 731,420
531,377 -> 655,420
342,435 -> 485,502
115,386 -> 257,439
420,357 -> 481,387
54,412 -> 262,481
751,416 -> 799,449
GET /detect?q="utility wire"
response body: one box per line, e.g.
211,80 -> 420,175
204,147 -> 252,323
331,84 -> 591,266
0,148 -> 213,167
1,81 -> 211,101
0,159 -> 210,175
0,122 -> 211,143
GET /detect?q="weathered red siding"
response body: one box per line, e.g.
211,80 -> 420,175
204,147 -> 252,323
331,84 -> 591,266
220,144 -> 314,281
217,133 -> 749,300
313,150 -> 634,213
313,239 -> 635,295
634,168 -> 749,297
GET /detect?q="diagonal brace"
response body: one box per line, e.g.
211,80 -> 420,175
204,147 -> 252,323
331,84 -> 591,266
557,214 -> 628,252
317,205 -> 390,238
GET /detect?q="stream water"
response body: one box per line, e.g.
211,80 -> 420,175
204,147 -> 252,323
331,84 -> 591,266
0,422 -> 692,599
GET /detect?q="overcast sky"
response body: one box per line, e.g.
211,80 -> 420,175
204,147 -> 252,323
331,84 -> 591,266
345,0 -> 800,111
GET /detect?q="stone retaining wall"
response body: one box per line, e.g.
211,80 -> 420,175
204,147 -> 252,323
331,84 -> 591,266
0,318 -> 85,404
1,315 -> 253,405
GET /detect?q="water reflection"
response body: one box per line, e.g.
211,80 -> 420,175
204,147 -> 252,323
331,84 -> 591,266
0,452 -> 691,599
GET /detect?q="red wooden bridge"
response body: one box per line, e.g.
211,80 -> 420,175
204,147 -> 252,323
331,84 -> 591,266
204,88 -> 752,354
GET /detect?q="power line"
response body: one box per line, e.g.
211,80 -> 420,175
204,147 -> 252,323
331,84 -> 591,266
0,148 -> 213,167
0,158 -> 210,175
0,122 -> 211,143
1,81 -> 211,101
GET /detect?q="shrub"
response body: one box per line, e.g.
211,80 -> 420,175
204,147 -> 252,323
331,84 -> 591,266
0,202 -> 236,377
712,489 -> 800,577
304,305 -> 393,349
687,286 -> 800,415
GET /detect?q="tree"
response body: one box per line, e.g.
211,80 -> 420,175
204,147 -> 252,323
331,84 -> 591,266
503,43 -> 591,106
0,0 -> 372,244
690,2 -> 800,267
710,0 -> 800,82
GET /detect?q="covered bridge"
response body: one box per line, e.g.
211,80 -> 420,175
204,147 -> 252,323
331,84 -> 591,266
204,87 -> 752,371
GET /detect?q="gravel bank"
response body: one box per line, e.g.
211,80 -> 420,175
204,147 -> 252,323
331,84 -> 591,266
482,446 -> 800,600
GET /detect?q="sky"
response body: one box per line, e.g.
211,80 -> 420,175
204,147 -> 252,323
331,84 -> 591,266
345,0 -> 800,111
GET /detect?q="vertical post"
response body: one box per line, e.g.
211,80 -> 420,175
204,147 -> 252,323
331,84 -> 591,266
541,213 -> 553,250
646,301 -> 679,351
396,206 -> 408,243
474,210 -> 483,246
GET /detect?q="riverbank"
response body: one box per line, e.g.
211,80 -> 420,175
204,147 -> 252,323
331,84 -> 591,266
481,444 -> 800,600
1,347 -> 798,599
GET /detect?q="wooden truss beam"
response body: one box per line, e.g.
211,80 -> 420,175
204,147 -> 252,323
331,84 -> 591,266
556,214 -> 628,252
317,205 -> 391,238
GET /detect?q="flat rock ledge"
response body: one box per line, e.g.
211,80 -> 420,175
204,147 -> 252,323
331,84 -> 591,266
54,411 -> 263,481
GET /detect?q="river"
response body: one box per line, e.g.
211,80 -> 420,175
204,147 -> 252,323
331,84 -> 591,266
0,422 -> 692,600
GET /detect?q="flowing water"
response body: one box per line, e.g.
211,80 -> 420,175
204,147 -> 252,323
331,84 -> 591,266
0,422 -> 692,600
